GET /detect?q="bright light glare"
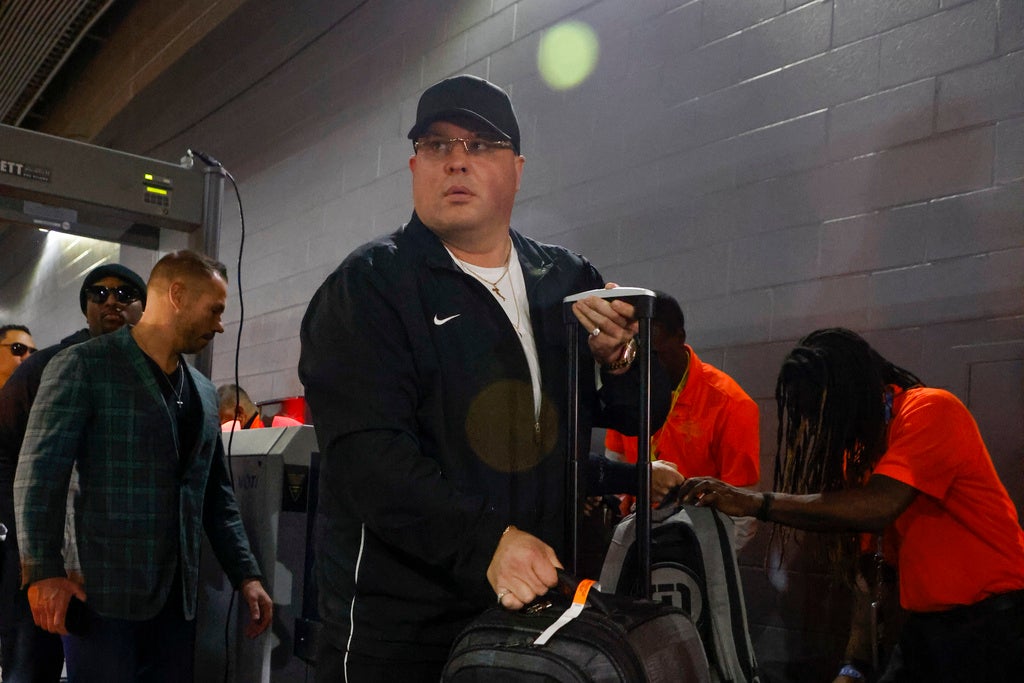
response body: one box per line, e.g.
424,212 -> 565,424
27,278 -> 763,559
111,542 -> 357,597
537,21 -> 599,91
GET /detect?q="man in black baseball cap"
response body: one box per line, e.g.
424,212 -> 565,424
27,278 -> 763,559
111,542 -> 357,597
301,75 -> 672,681
0,261 -> 147,682
407,74 -> 521,153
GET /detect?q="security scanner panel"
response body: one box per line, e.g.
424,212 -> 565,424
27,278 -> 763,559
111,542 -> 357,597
0,123 -> 204,249
196,425 -> 322,683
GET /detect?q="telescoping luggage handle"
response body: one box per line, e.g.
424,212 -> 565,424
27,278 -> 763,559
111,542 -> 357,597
562,286 -> 656,599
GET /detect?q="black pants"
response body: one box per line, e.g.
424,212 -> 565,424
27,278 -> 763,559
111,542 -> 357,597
61,568 -> 195,683
315,640 -> 444,683
0,618 -> 64,683
879,590 -> 1024,682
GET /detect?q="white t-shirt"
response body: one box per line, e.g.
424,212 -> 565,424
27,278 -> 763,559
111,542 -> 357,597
448,244 -> 542,419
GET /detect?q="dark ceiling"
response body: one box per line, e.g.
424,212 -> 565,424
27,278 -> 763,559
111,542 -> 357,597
0,0 -> 371,253
2,0 -> 371,165
0,0 -> 137,129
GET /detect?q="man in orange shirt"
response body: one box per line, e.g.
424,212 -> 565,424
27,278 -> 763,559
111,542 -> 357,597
604,292 -> 759,544
217,384 -> 266,431
681,328 -> 1024,682
218,385 -> 307,431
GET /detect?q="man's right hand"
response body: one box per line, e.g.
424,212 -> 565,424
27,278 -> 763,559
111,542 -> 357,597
651,460 -> 684,503
27,576 -> 87,635
486,526 -> 561,611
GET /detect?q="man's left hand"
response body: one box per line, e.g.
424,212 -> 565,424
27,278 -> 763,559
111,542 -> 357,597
240,578 -> 273,638
571,283 -> 639,367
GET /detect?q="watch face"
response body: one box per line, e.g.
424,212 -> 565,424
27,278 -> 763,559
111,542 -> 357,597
624,338 -> 637,362
603,338 -> 637,371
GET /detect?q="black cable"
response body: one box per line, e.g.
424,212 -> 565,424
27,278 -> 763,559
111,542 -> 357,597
222,162 -> 245,683
190,149 -> 246,683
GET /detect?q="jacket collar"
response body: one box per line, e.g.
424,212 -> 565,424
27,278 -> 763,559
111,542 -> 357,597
111,326 -> 164,406
406,211 -> 555,285
59,328 -> 92,346
115,327 -> 217,459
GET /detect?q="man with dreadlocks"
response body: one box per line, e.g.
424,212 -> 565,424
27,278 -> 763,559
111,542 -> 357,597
680,327 -> 1024,682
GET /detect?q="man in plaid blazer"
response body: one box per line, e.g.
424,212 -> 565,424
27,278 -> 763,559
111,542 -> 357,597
0,262 -> 147,682
14,250 -> 272,681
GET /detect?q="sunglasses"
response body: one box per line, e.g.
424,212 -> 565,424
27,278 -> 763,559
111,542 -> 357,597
1,342 -> 36,357
85,285 -> 141,305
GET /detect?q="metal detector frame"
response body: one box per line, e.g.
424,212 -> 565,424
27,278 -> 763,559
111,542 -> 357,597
0,123 -> 223,375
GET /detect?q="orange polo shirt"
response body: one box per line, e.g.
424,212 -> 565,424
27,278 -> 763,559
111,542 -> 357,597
605,346 -> 759,487
872,386 -> 1024,612
220,414 -> 265,432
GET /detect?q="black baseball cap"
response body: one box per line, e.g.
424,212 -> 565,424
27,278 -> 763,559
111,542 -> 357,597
80,263 -> 147,313
407,75 -> 521,154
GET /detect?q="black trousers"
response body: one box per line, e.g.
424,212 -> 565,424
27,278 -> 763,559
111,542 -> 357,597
0,618 -> 64,683
879,590 -> 1024,682
61,567 -> 195,683
315,640 -> 444,683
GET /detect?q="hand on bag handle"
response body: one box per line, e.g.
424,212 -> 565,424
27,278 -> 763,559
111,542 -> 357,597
552,568 -> 609,615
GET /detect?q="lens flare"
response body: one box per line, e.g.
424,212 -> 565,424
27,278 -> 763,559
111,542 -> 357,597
537,21 -> 599,91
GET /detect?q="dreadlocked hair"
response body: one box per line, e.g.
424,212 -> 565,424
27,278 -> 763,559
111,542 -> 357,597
769,328 -> 922,583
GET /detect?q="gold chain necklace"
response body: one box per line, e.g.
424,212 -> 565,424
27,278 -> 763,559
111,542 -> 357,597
506,259 -> 524,336
456,240 -> 512,302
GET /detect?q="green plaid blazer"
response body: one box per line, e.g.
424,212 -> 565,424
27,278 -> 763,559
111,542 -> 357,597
14,327 -> 261,620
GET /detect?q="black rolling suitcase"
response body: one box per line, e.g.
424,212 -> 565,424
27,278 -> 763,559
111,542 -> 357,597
442,287 -> 711,683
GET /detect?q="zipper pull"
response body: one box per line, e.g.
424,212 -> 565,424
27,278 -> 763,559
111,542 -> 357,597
534,421 -> 541,445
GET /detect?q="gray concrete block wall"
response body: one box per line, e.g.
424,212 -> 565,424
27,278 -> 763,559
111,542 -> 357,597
833,0 -> 938,45
938,49 -> 1024,129
6,0 -> 1018,675
828,78 -> 936,159
878,0 -> 997,88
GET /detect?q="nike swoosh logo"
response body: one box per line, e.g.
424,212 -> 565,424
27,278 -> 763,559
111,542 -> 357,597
433,313 -> 461,326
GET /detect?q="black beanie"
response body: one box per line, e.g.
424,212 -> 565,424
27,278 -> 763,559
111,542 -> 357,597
79,264 -> 148,313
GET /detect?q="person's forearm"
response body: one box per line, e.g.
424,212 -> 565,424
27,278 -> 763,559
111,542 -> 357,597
761,491 -> 891,533
586,453 -> 637,495
685,474 -> 913,534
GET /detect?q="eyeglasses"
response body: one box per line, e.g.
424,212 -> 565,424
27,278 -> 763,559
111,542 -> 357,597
85,285 -> 141,305
414,136 -> 514,160
1,342 -> 36,357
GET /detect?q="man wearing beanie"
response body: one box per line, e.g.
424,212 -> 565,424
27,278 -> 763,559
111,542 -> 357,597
300,75 -> 673,681
0,262 -> 146,682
